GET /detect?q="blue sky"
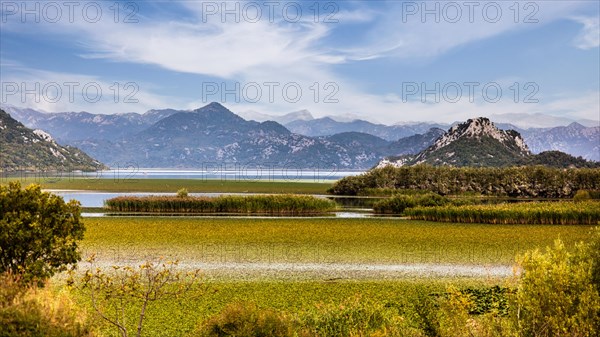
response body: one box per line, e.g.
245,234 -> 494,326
0,0 -> 598,124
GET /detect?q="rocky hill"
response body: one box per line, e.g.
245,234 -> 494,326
0,109 -> 105,171
378,118 -> 598,168
411,117 -> 530,166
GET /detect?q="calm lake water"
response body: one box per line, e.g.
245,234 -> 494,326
51,192 -> 384,218
21,168 -> 378,217
5,168 -> 363,182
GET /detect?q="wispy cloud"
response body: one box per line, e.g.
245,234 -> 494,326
61,2 -> 342,79
339,1 -> 591,61
0,1 -> 597,124
572,16 -> 600,50
0,62 -> 180,114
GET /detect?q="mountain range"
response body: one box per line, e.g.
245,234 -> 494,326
64,103 -> 396,169
284,117 -> 447,141
0,109 -> 104,171
1,103 -> 598,169
1,104 -> 179,142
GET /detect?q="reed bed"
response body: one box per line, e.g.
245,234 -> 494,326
405,201 -> 600,225
104,194 -> 336,214
373,193 -> 448,214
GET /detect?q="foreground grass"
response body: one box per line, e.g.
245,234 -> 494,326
70,278 -> 495,337
1,178 -> 332,194
81,217 -> 593,266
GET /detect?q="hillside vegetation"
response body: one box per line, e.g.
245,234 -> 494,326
0,109 -> 104,172
328,165 -> 600,198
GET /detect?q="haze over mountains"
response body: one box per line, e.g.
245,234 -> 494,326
1,103 -> 598,169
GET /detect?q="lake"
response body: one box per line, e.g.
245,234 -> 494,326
3,168 -> 363,182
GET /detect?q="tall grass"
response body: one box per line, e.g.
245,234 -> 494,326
104,195 -> 336,214
405,201 -> 600,225
0,274 -> 95,337
373,193 -> 448,214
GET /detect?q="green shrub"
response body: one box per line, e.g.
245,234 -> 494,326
436,287 -> 474,337
514,238 -> 600,336
373,195 -> 417,214
299,296 -> 418,337
196,298 -> 425,337
196,303 -> 294,337
0,275 -> 95,337
177,188 -> 189,198
574,189 -> 592,202
590,228 -> 600,295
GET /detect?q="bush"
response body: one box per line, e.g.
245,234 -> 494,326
177,188 -> 189,198
300,296 -> 420,337
196,303 -> 294,337
590,228 -> 600,295
0,182 -> 85,286
459,286 -> 511,316
574,189 -> 592,202
0,274 -> 95,337
196,298 -> 424,337
436,287 -> 474,337
514,238 -> 600,336
357,188 -> 430,197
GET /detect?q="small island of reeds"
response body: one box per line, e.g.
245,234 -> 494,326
104,194 -> 337,215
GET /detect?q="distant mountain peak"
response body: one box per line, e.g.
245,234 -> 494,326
237,109 -> 314,124
194,102 -> 230,113
287,109 -> 314,120
489,112 -> 599,129
429,117 -> 530,154
566,122 -> 586,130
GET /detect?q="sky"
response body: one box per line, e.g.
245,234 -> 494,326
0,0 -> 599,124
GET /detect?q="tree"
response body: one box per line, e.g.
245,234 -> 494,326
75,256 -> 200,337
0,181 -> 85,286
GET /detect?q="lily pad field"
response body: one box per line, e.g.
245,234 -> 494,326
68,216 -> 596,336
